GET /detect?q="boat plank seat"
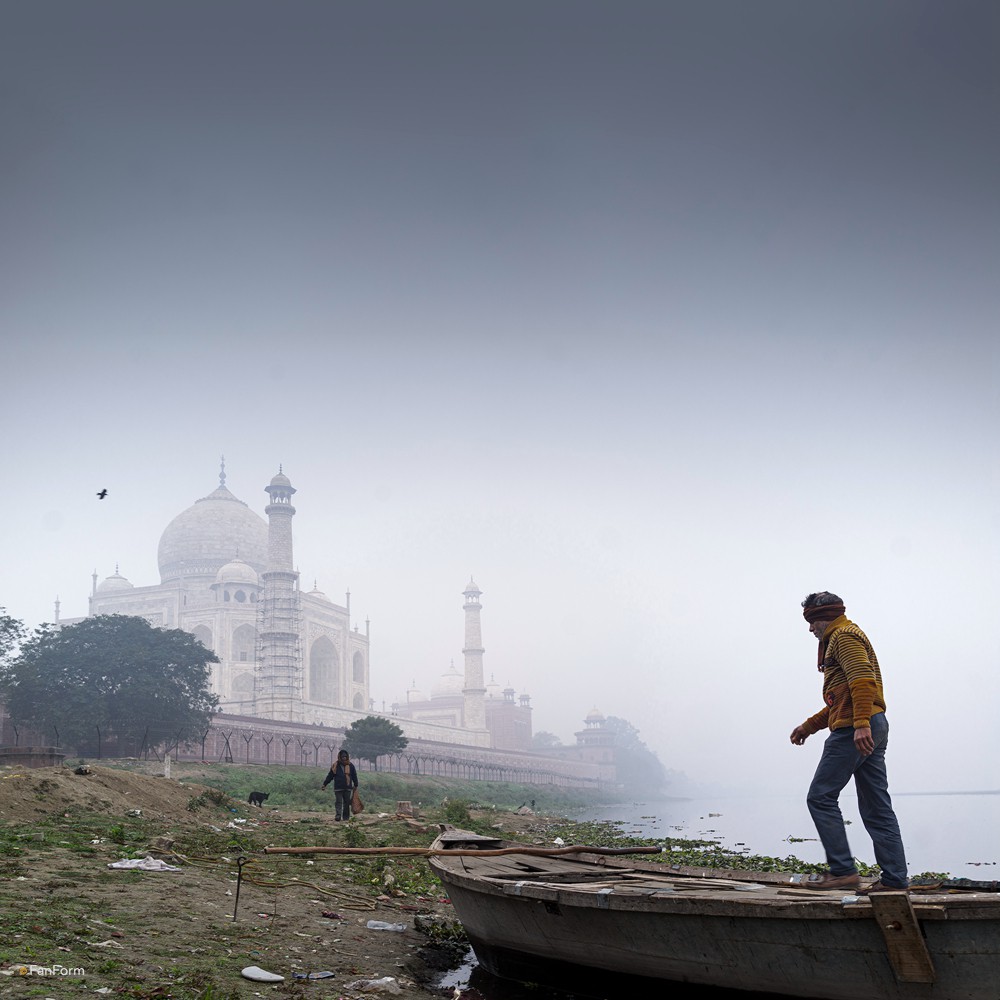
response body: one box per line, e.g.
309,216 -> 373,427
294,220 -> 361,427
868,891 -> 935,984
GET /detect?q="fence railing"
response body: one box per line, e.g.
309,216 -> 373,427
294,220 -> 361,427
0,715 -> 603,789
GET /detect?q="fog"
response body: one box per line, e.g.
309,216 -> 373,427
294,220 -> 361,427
2,2 -> 997,796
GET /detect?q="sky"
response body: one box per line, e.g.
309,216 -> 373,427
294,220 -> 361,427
2,1 -> 997,796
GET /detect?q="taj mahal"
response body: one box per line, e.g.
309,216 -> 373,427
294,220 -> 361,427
74,463 -> 534,751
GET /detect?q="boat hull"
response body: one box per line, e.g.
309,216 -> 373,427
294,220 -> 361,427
446,880 -> 1000,1000
430,837 -> 1000,1000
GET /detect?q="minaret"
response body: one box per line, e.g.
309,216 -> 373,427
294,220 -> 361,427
461,577 -> 488,734
255,467 -> 303,721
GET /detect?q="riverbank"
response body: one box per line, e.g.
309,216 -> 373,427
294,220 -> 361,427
0,763 -> 837,999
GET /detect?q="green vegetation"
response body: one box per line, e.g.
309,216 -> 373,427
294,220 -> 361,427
0,605 -> 26,668
604,715 -> 668,793
152,760 -> 593,815
0,614 -> 219,753
340,715 -> 408,769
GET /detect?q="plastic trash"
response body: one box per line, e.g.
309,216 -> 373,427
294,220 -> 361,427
365,920 -> 406,932
241,966 -> 285,983
345,976 -> 402,994
107,855 -> 181,872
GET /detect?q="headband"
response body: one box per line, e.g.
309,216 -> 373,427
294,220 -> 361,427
802,603 -> 845,623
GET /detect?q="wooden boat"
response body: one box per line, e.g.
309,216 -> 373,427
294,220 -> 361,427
428,829 -> 1000,1000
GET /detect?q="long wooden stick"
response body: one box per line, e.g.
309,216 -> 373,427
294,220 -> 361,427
264,844 -> 664,858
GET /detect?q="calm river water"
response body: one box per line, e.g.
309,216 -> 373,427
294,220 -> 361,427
442,791 -> 999,1000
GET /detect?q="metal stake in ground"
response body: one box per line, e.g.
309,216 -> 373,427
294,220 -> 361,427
232,856 -> 248,921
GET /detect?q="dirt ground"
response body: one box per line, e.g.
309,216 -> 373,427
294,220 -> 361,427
0,763 -> 516,999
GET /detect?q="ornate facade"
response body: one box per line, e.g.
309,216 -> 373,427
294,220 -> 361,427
74,464 -> 531,749
83,464 -> 370,723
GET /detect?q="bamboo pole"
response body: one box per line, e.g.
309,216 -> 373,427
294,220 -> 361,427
263,845 -> 665,858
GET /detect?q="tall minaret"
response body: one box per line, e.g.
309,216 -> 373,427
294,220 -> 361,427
461,577 -> 488,734
255,468 -> 303,721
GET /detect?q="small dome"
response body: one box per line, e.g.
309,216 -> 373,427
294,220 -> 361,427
585,707 -> 606,723
406,681 -> 427,704
215,558 -> 259,586
431,662 -> 464,700
98,571 -> 134,593
485,675 -> 503,700
269,470 -> 292,489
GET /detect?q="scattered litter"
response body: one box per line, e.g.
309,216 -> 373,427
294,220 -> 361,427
126,808 -> 142,817
241,966 -> 285,983
553,837 -> 565,846
366,920 -> 406,932
107,855 -> 181,872
293,971 -> 334,980
321,910 -> 344,919
345,976 -> 402,994
90,939 -> 125,949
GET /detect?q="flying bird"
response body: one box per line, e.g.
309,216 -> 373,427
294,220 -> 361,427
97,489 -> 108,499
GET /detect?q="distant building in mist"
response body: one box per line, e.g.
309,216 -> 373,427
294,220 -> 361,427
70,463 -> 532,749
536,708 -> 619,784
390,578 -> 534,751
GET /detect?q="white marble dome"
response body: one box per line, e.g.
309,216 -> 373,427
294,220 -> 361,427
158,483 -> 268,583
214,558 -> 259,586
431,662 -> 465,700
97,570 -> 134,593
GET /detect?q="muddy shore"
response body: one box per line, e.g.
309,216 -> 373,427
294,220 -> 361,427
0,763 -> 573,999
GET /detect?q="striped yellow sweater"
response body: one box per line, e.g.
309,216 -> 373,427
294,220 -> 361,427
801,615 -> 886,734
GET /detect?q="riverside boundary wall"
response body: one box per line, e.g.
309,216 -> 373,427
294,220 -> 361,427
2,712 -> 603,789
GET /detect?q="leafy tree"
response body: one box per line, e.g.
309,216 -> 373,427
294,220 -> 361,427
341,716 -> 408,771
0,607 -> 26,670
0,614 -> 219,754
603,716 -> 646,752
531,730 -> 563,748
605,715 -> 668,792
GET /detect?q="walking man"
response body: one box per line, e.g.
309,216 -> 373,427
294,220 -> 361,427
322,749 -> 359,821
790,591 -> 908,892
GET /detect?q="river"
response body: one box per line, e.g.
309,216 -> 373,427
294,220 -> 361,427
579,789 -> 1000,878
441,791 -> 999,999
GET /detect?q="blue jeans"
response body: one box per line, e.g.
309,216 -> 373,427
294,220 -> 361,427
806,713 -> 908,887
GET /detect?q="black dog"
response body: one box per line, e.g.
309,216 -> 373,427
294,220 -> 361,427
248,791 -> 269,807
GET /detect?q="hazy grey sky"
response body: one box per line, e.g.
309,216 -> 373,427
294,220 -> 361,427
2,2 -> 997,794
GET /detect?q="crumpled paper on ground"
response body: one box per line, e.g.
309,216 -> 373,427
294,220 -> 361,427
107,855 -> 181,871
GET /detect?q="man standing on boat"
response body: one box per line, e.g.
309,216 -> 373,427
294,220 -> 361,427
790,591 -> 909,893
